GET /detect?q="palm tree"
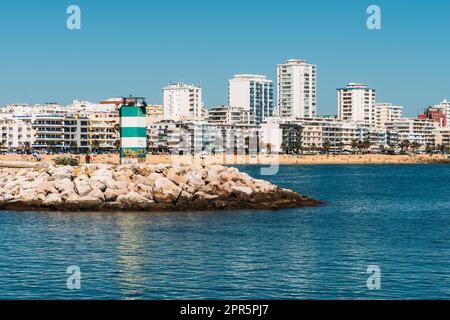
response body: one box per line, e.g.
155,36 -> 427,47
322,140 -> 331,154
362,139 -> 371,154
338,142 -> 345,154
411,142 -> 421,154
437,144 -> 448,155
294,140 -> 303,155
399,140 -> 411,154
425,144 -> 434,155
280,143 -> 287,154
351,139 -> 359,154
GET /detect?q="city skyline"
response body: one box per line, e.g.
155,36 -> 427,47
0,0 -> 449,117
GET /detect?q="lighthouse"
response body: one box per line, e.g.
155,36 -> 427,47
119,96 -> 147,164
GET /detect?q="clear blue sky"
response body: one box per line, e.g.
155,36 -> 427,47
0,0 -> 449,116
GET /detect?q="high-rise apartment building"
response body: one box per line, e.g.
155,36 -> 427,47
163,83 -> 203,121
375,103 -> 403,128
277,59 -> 317,119
228,74 -> 274,125
337,83 -> 376,125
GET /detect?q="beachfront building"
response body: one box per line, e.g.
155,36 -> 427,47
217,123 -> 260,155
375,103 -> 403,128
437,99 -> 450,127
88,112 -> 119,152
228,74 -> 274,125
337,83 -> 376,125
32,114 -> 66,151
147,120 -> 182,154
148,119 -> 259,155
276,59 -> 317,119
146,104 -> 164,125
0,114 -> 34,151
436,127 -> 450,148
63,115 -> 89,153
260,119 -> 283,154
206,105 -> 255,125
419,100 -> 450,128
163,83 -> 203,121
0,103 -> 68,117
385,118 -> 437,147
261,117 -> 366,154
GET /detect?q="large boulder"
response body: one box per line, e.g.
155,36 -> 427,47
50,166 -> 73,181
65,194 -> 103,210
73,175 -> 92,197
103,188 -> 128,202
36,181 -> 58,196
42,194 -> 64,207
153,176 -> 182,203
166,168 -> 188,186
116,192 -> 155,209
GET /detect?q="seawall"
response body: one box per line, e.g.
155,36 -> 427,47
0,163 -> 320,212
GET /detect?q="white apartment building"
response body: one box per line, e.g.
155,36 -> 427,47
436,127 -> 450,147
0,115 -> 34,151
88,112 -> 119,151
32,114 -> 66,151
163,83 -> 203,121
206,105 -> 255,125
375,103 -> 403,128
277,59 -> 317,119
338,83 -> 376,125
0,103 -> 67,117
260,119 -> 283,154
63,115 -> 89,152
385,118 -> 437,147
228,74 -> 274,125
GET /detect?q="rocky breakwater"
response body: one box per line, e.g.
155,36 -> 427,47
0,163 -> 320,212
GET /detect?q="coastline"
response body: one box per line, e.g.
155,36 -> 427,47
1,154 -> 449,166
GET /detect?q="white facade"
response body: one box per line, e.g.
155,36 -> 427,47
206,105 -> 255,125
375,103 -> 403,128
163,83 -> 203,121
337,83 -> 376,125
277,59 -> 317,119
259,119 -> 282,153
228,74 -> 274,125
385,118 -> 437,146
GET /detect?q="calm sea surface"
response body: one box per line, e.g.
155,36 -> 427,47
1,165 -> 450,300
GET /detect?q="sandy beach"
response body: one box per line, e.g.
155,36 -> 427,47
1,153 -> 449,166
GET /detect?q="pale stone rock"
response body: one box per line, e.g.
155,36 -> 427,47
232,186 -> 253,196
88,189 -> 105,201
42,194 -> 64,207
166,168 -> 188,186
117,192 -> 155,209
36,181 -> 58,196
103,188 -> 128,202
50,166 -> 73,181
73,175 -> 92,197
66,195 -> 102,209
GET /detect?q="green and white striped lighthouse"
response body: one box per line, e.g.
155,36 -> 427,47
119,97 -> 147,164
